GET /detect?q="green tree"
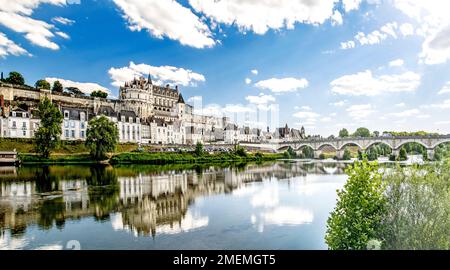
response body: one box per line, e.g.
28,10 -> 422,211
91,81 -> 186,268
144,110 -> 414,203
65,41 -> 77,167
353,127 -> 371,138
339,128 -> 349,138
325,159 -> 387,250
90,90 -> 108,98
85,116 -> 119,160
398,147 -> 408,161
35,79 -> 51,90
194,142 -> 204,156
302,147 -> 314,159
234,144 -> 247,157
342,148 -> 352,160
52,80 -> 63,93
34,97 -> 63,158
66,87 -> 84,96
5,71 -> 25,85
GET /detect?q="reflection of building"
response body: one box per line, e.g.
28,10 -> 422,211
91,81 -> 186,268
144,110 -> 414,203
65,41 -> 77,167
0,162 -> 345,238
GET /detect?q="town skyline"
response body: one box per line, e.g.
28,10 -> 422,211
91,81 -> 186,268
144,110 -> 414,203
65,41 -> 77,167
1,1 -> 450,136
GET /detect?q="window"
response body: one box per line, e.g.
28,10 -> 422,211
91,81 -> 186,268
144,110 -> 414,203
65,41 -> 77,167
64,111 -> 69,119
80,112 -> 85,121
22,122 -> 26,129
81,122 -> 85,129
65,130 -> 69,138
80,131 -> 85,138
70,121 -> 75,128
23,130 -> 26,136
12,121 -> 16,128
71,130 -> 75,138
64,120 -> 69,128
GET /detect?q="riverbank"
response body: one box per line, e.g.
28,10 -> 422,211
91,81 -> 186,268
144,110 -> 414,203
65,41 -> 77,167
17,152 -> 284,165
109,152 -> 283,164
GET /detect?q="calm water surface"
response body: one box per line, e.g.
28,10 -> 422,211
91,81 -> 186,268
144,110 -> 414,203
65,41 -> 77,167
0,161 -> 348,250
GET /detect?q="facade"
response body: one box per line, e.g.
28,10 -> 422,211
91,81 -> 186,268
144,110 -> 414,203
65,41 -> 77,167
0,80 -> 307,145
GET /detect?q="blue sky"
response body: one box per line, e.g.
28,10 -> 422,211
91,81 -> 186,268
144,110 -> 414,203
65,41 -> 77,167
1,0 -> 450,136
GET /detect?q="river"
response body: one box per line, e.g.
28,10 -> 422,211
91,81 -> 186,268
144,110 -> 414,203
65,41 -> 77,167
0,161 -> 349,250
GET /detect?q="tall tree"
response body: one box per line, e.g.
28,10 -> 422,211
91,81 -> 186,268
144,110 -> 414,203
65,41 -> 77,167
85,116 -> 119,160
90,90 -> 108,98
34,97 -> 63,158
52,81 -> 63,93
339,128 -> 349,138
353,127 -> 371,138
35,79 -> 51,90
6,71 -> 25,85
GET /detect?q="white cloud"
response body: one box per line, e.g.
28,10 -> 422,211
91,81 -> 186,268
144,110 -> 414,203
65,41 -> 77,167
342,0 -> 362,12
108,61 -> 205,88
55,31 -> 69,39
189,0 -> 342,35
438,81 -> 450,95
251,69 -> 258,75
0,0 -> 69,50
330,100 -> 347,107
392,1 -> 450,65
388,109 -> 420,117
187,96 -> 202,103
331,10 -> 343,26
293,111 -> 320,119
425,99 -> 450,109
301,106 -> 312,111
45,77 -> 110,95
245,78 -> 252,84
223,104 -> 254,113
51,16 -> 75,25
255,77 -> 309,93
389,59 -> 404,67
0,32 -> 30,57
112,0 -> 215,49
346,104 -> 376,120
330,70 -> 421,96
245,93 -> 275,105
340,40 -> 355,50
399,23 -> 414,36
395,102 -> 406,107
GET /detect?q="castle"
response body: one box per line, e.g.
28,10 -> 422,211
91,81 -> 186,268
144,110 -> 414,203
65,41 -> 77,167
0,75 -> 306,145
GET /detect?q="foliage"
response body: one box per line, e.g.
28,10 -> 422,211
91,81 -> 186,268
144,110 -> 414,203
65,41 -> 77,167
34,98 -> 63,158
339,128 -> 349,138
325,159 -> 387,250
398,147 -> 408,161
90,90 -> 108,98
5,71 -> 25,85
353,127 -> 371,138
381,163 -> 450,249
283,146 -> 297,159
319,153 -> 326,160
342,148 -> 352,160
52,80 -> 63,92
66,87 -> 84,96
35,79 -> 51,90
234,144 -> 248,157
301,147 -> 314,159
195,142 -> 204,156
383,131 -> 439,137
85,116 -> 119,160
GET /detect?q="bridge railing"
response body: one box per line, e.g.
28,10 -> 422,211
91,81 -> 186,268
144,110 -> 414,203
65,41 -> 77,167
274,135 -> 450,145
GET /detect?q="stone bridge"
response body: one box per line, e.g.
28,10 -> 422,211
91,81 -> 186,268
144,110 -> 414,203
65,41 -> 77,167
241,135 -> 450,160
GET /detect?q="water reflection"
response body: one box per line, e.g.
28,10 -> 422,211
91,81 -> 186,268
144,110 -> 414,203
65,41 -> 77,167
0,161 -> 348,250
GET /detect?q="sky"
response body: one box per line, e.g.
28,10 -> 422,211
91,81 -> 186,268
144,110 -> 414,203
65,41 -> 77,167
1,0 -> 450,136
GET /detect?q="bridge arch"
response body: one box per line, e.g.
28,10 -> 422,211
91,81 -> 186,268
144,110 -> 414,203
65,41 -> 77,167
295,144 -> 315,151
365,141 -> 394,151
395,140 -> 429,150
431,139 -> 450,149
338,141 -> 364,151
277,146 -> 291,152
317,143 -> 338,151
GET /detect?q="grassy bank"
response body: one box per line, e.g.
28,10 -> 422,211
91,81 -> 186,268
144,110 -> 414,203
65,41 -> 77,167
110,152 -> 283,165
18,153 -> 95,164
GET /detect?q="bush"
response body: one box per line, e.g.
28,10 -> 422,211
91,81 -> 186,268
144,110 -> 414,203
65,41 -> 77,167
195,142 -> 204,156
319,153 -> 326,160
234,145 -> 247,157
342,149 -> 352,160
325,159 -> 387,250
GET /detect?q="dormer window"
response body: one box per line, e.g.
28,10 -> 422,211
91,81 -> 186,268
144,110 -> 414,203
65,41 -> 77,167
80,112 -> 85,121
64,111 -> 69,119
121,116 -> 125,122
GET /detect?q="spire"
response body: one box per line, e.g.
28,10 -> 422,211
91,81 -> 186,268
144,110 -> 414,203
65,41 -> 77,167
148,73 -> 152,84
1,72 -> 3,81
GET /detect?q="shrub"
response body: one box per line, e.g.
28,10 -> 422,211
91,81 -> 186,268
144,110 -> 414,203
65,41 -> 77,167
325,159 -> 387,250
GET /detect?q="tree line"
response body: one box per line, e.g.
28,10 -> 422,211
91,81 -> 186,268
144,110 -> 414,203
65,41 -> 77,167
1,71 -> 108,98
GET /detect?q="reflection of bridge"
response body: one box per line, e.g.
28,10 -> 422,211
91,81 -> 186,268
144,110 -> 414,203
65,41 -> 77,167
242,135 -> 450,159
